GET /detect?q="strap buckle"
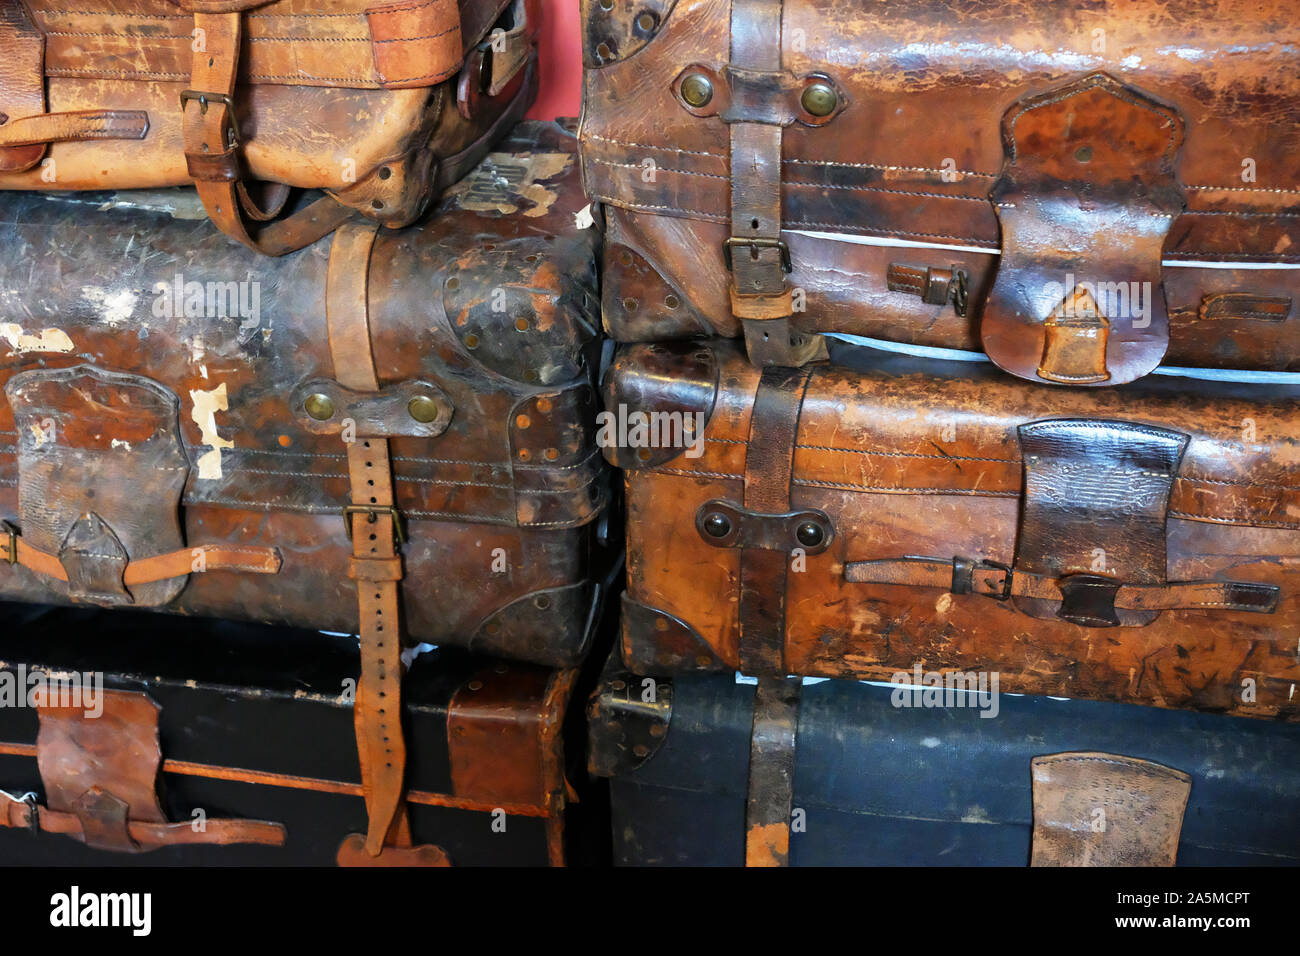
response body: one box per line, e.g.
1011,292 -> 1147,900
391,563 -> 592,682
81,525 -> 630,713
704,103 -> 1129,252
343,505 -> 405,546
179,90 -> 240,149
2,521 -> 16,565
973,559 -> 1014,601
724,237 -> 792,274
20,792 -> 39,834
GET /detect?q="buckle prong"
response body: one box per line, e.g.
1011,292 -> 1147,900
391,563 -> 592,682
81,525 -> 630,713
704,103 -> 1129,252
3,521 -> 16,565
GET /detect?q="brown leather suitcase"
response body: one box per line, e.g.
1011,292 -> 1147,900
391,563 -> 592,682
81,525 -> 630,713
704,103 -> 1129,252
0,119 -> 603,861
0,0 -> 540,254
0,605 -> 581,866
603,338 -> 1300,721
581,0 -> 1300,381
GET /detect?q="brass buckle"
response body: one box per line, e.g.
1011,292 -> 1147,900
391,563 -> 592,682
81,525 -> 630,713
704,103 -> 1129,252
973,559 -> 1014,601
723,237 -> 792,274
2,521 -> 16,565
343,505 -> 405,546
179,90 -> 240,149
21,792 -> 39,833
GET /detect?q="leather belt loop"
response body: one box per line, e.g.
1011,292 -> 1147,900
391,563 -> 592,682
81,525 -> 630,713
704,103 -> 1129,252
326,222 -> 411,857
738,365 -> 813,675
745,675 -> 801,866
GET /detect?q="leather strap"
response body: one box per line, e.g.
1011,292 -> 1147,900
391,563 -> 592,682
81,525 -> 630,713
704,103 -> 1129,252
738,365 -> 812,674
0,109 -> 149,150
843,556 -> 1279,617
745,676 -> 801,867
326,222 -> 411,858
0,790 -> 284,849
726,0 -> 822,367
0,531 -> 281,587
180,11 -> 357,255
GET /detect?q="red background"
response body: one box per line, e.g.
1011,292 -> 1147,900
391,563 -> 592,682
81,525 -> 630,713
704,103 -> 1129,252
526,1 -> 583,120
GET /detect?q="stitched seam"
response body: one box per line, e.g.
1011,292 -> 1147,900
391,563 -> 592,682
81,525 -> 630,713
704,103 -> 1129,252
1171,510 -> 1300,529
793,479 -> 1019,496
373,26 -> 460,45
1189,184 -> 1300,195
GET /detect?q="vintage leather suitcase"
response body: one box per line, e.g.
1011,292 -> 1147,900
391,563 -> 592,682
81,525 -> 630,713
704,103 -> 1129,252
603,338 -> 1300,720
0,119 -> 604,862
0,604 -> 580,866
581,0 -> 1300,380
588,653 -> 1300,866
0,0 -> 540,254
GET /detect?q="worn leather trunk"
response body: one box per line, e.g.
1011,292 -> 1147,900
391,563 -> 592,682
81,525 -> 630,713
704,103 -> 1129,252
0,0 -> 540,253
588,653 -> 1300,866
0,603 -> 578,865
604,338 -> 1300,719
0,119 -> 606,670
582,0 -> 1300,380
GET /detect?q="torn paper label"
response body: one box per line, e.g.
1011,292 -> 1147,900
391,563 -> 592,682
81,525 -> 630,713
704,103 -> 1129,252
189,382 -> 234,480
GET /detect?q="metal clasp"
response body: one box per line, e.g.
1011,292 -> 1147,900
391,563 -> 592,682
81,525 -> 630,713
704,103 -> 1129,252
343,505 -> 406,546
973,559 -> 1014,601
723,237 -> 792,274
179,90 -> 240,149
20,792 -> 39,834
2,521 -> 16,565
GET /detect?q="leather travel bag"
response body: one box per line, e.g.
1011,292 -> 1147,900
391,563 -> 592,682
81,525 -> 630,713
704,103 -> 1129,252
0,604 -> 579,865
581,0 -> 1300,381
0,0 -> 541,254
604,339 -> 1300,721
588,645 -> 1300,866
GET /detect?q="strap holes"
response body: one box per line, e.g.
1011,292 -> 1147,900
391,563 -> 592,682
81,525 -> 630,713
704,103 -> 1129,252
750,218 -> 760,230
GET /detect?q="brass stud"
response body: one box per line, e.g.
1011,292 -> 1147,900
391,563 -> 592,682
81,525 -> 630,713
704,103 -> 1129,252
801,81 -> 838,118
680,72 -> 714,109
304,393 -> 335,421
407,395 -> 441,424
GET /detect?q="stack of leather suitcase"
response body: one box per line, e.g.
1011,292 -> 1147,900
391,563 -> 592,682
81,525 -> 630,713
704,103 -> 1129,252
0,0 -> 620,866
579,0 -> 1300,866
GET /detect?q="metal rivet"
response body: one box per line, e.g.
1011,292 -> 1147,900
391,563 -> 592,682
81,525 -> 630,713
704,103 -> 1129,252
408,395 -> 440,424
680,72 -> 714,109
1075,145 -> 1094,163
636,12 -> 657,32
468,680 -> 483,691
304,393 -> 335,421
796,521 -> 825,547
801,81 -> 838,118
703,512 -> 732,538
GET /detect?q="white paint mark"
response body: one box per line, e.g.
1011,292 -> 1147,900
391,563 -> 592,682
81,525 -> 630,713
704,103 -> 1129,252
189,382 -> 234,480
80,286 -> 138,326
1,323 -> 74,354
575,203 -> 595,230
110,439 -> 132,451
920,737 -> 942,749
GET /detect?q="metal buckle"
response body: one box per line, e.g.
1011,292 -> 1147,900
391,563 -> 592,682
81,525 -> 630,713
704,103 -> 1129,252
343,505 -> 405,546
179,90 -> 240,149
2,521 -> 16,565
723,237 -> 792,274
20,792 -> 39,834
973,559 -> 1014,601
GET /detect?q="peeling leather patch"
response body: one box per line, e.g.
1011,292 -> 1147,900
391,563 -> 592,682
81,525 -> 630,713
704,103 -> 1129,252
446,152 -> 573,218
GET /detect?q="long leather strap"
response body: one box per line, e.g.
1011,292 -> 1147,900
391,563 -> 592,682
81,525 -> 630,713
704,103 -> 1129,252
738,365 -> 813,675
0,533 -> 280,586
745,676 -> 801,867
727,0 -> 823,367
325,222 -> 410,858
0,789 -> 284,849
0,110 -> 149,150
180,11 -> 357,255
844,556 -> 1279,614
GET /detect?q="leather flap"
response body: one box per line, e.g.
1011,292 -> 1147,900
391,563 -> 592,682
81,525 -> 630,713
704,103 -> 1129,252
4,365 -> 191,608
983,73 -> 1186,386
367,0 -> 464,90
0,0 -> 47,173
1014,419 -> 1188,626
1031,752 -> 1191,867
